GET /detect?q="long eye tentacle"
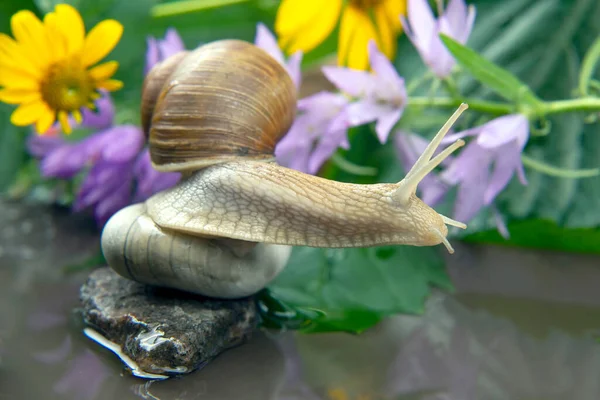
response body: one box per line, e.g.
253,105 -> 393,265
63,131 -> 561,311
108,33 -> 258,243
392,103 -> 469,206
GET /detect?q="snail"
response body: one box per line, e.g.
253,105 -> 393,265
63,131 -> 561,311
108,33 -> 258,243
101,39 -> 469,300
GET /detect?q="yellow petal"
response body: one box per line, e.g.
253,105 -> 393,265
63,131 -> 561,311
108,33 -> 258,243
36,108 -> 56,134
0,88 -> 40,104
382,0 -> 406,32
97,79 -> 123,91
72,109 -> 82,124
43,12 -> 67,62
0,33 -> 43,78
58,110 -> 71,134
82,20 -> 123,67
10,10 -> 51,69
54,4 -> 85,55
375,5 -> 396,59
0,66 -> 39,89
10,99 -> 49,126
88,61 -> 119,81
338,6 -> 378,70
275,0 -> 342,53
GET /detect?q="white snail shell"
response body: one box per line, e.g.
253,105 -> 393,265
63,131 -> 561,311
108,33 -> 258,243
102,203 -> 291,299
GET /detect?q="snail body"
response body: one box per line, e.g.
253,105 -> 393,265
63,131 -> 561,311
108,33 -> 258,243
101,39 -> 469,299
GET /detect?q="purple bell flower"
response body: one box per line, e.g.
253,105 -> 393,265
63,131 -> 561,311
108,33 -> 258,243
275,91 -> 349,174
441,114 -> 529,224
401,0 -> 476,78
322,40 -> 407,143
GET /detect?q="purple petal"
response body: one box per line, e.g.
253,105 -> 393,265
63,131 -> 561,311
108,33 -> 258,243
476,114 -> 529,149
95,181 -> 132,225
144,36 -> 159,75
440,127 -> 479,145
368,40 -> 401,87
394,131 -> 429,171
81,93 -> 115,130
74,162 -> 133,214
453,161 -> 488,222
441,140 -> 491,186
492,205 -> 510,239
308,128 -> 349,174
421,177 -> 450,206
399,15 -> 422,55
321,66 -> 376,97
344,100 -> 394,128
297,91 -> 347,112
159,27 -> 185,59
254,23 -> 284,64
41,145 -> 89,179
444,0 -> 468,34
462,5 -> 477,44
275,116 -> 314,172
133,149 -> 180,202
27,135 -> 64,158
407,0 -> 436,53
286,51 -> 303,89
483,142 -> 523,204
100,125 -> 144,163
427,20 -> 455,77
375,108 -> 404,143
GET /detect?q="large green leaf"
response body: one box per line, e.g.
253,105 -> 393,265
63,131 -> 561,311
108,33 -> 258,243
261,246 -> 452,333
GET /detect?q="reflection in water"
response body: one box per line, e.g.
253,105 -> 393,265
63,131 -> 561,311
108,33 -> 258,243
383,294 -> 600,399
1,200 -> 600,399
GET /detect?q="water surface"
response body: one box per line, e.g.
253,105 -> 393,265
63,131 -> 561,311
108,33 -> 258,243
1,200 -> 599,400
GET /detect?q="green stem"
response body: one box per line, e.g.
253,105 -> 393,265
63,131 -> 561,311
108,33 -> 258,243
330,153 -> 378,176
409,96 -> 600,118
578,35 -> 600,96
521,154 -> 599,178
543,97 -> 600,116
151,0 -> 250,17
408,97 -> 513,114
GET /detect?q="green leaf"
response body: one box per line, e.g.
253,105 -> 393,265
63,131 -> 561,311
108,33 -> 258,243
261,246 -> 452,333
439,34 -> 541,107
464,219 -> 600,254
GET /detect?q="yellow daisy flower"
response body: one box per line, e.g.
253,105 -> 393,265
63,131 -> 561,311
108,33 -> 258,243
0,4 -> 123,134
275,0 -> 406,71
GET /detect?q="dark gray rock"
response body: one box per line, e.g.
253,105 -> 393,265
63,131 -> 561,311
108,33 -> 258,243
80,267 -> 257,378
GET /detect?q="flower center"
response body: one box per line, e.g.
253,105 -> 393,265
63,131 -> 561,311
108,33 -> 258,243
349,0 -> 383,9
40,59 -> 95,112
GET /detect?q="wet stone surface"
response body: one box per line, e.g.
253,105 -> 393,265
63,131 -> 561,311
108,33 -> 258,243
80,267 -> 258,378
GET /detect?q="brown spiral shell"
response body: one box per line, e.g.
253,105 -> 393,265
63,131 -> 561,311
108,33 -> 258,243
141,39 -> 297,172
141,50 -> 189,138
